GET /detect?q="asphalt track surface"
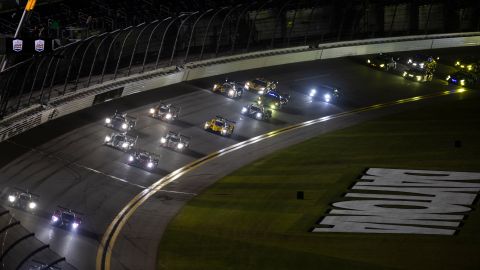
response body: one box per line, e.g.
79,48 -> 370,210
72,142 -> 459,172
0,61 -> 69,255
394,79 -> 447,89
0,46 -> 477,269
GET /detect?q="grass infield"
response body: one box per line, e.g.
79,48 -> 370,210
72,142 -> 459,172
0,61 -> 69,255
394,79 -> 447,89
158,95 -> 480,270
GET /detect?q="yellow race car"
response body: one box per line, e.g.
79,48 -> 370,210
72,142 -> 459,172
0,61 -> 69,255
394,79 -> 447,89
204,116 -> 235,136
244,78 -> 277,94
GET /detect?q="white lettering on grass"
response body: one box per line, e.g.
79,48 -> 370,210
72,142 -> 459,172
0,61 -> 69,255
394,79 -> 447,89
313,168 -> 480,235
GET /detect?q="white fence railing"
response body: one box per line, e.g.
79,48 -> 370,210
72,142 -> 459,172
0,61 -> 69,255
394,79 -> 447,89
1,32 -> 480,143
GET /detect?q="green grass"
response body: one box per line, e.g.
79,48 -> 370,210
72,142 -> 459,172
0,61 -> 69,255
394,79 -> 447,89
158,95 -> 480,270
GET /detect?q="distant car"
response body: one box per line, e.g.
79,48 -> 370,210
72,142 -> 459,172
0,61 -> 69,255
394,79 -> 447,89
51,207 -> 82,230
366,53 -> 397,71
149,102 -> 180,121
28,260 -> 61,270
308,86 -> 340,103
446,71 -> 477,87
402,68 -> 433,82
105,112 -> 136,132
257,90 -> 290,109
241,103 -> 272,120
406,54 -> 437,72
204,116 -> 235,136
160,131 -> 190,151
7,188 -> 38,212
454,58 -> 480,73
244,78 -> 277,94
212,80 -> 244,99
104,132 -> 137,151
127,151 -> 159,170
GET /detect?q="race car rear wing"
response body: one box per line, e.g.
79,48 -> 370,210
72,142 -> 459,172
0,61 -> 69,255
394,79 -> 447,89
11,187 -> 40,197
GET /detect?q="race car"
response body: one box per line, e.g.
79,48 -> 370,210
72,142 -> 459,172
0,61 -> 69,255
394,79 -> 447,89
204,116 -> 235,136
257,90 -> 290,109
105,111 -> 136,132
406,54 -> 437,71
149,102 -> 180,121
160,131 -> 191,151
244,78 -> 277,94
402,68 -> 433,82
241,103 -> 272,120
28,260 -> 61,270
309,86 -> 340,103
127,151 -> 159,170
366,53 -> 397,71
454,58 -> 480,73
212,80 -> 244,99
7,188 -> 38,212
104,132 -> 137,151
51,206 -> 82,230
446,71 -> 477,87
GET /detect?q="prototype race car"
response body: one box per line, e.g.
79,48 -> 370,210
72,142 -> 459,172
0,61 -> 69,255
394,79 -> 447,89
160,131 -> 191,151
51,206 -> 82,230
204,116 -> 235,136
212,80 -> 244,99
105,111 -> 136,132
257,90 -> 290,109
7,188 -> 38,212
241,103 -> 272,120
406,54 -> 437,71
446,71 -> 477,87
402,68 -> 433,82
149,102 -> 180,121
454,58 -> 480,73
244,78 -> 277,94
366,53 -> 397,71
104,132 -> 137,151
127,151 -> 159,170
309,86 -> 340,103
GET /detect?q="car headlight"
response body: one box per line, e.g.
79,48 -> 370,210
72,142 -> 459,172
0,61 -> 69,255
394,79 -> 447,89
165,113 -> 172,120
122,142 -> 129,148
379,64 -> 385,68
256,112 -> 262,119
367,59 -> 371,63
52,216 -> 59,222
149,108 -> 155,114
324,93 -> 331,103
72,222 -> 79,229
177,143 -> 184,149
257,99 -> 262,105
258,90 -> 264,95
147,162 -> 154,168
419,63 -> 424,69
241,107 -> 247,113
244,83 -> 249,89
105,118 -> 111,124
446,75 -> 450,80
28,202 -> 37,209
160,137 -> 167,143
413,62 -> 417,66
129,155 -> 134,162
221,128 -> 227,134
105,136 -> 111,142
309,89 -> 316,97
204,122 -> 209,129
228,90 -> 235,97
403,71 -> 407,77
121,123 -> 128,130
213,84 -> 218,89
460,79 -> 465,86
408,59 -> 412,63
270,104 -> 276,109
416,76 -> 422,81
455,61 -> 460,66
8,195 -> 15,203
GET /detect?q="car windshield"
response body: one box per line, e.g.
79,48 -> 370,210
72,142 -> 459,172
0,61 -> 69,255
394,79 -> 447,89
113,135 -> 125,144
408,69 -> 424,75
215,121 -> 225,126
454,72 -> 472,78
19,194 -> 30,201
138,154 -> 149,161
375,54 -> 390,61
159,107 -> 169,113
266,91 -> 280,98
169,136 -> 181,142
253,79 -> 267,86
62,212 -> 75,222
113,115 -> 125,121
250,105 -> 261,112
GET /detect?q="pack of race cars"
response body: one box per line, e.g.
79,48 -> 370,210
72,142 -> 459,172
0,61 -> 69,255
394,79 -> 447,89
366,52 -> 478,87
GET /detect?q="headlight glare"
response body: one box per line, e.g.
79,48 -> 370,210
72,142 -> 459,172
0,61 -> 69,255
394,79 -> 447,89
105,118 -> 111,124
177,143 -> 184,149
149,108 -> 155,114
29,202 -> 37,209
160,137 -> 167,143
122,142 -> 129,148
8,195 -> 15,203
165,113 -> 172,120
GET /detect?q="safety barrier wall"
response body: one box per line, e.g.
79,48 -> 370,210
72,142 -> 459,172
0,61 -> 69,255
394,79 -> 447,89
1,32 -> 480,143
